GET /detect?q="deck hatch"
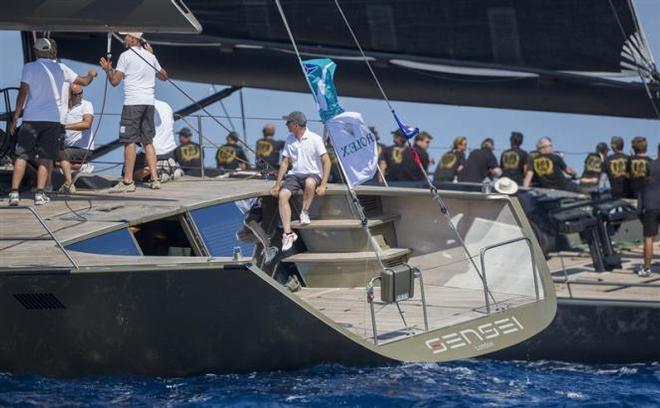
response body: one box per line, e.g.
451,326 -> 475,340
13,293 -> 66,310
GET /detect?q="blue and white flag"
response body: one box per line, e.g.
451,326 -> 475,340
326,111 -> 378,187
393,112 -> 419,140
303,58 -> 344,123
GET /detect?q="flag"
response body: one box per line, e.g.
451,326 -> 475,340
393,112 -> 419,140
303,58 -> 345,122
325,111 -> 378,187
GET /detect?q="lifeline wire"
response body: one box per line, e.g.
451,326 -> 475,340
332,0 -> 498,306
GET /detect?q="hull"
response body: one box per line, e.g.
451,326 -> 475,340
487,298 -> 660,363
0,265 -> 391,377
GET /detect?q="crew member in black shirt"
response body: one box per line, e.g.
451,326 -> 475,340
216,131 -> 248,171
500,131 -> 529,185
255,123 -> 284,174
434,136 -> 467,183
628,136 -> 651,199
579,142 -> 609,189
523,136 -> 578,191
603,136 -> 629,198
174,127 -> 203,176
458,138 -> 501,183
638,142 -> 660,277
400,131 -> 432,181
384,130 -> 408,181
370,126 -> 388,183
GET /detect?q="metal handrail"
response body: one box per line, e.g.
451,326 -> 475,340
0,206 -> 78,269
479,236 -> 540,313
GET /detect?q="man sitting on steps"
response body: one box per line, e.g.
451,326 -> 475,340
271,111 -> 331,251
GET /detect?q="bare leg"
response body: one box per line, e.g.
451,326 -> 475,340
644,236 -> 654,270
36,159 -> 50,190
11,158 -> 27,190
279,189 -> 293,234
60,160 -> 73,186
144,143 -> 158,181
302,177 -> 317,212
123,143 -> 136,184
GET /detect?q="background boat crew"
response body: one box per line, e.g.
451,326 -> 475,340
57,83 -> 94,193
500,131 -> 528,185
458,138 -> 502,183
100,32 -> 168,193
434,136 -> 467,183
627,136 -> 651,199
325,139 -> 343,183
603,136 -> 629,198
523,137 -> 578,191
174,127 -> 202,176
133,100 -> 180,183
384,129 -> 408,181
216,131 -> 249,171
271,111 -> 331,252
8,38 -> 97,206
400,131 -> 433,181
579,142 -> 609,189
255,123 -> 284,174
369,126 -> 388,183
638,142 -> 660,277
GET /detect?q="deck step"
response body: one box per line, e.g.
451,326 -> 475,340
291,214 -> 400,230
282,248 -> 412,288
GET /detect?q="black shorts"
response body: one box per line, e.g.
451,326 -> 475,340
282,174 -> 321,194
119,105 -> 155,145
59,147 -> 89,162
641,209 -> 660,237
15,121 -> 64,161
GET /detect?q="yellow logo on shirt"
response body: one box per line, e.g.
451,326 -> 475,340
391,146 -> 406,164
257,140 -> 273,158
533,157 -> 554,176
179,144 -> 201,162
217,146 -> 236,164
630,159 -> 648,178
585,155 -> 602,173
609,158 -> 627,178
502,151 -> 520,170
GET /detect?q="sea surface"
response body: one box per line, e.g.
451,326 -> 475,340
0,360 -> 658,407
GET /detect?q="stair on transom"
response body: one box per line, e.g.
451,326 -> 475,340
283,195 -> 412,288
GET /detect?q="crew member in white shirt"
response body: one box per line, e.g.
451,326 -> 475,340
133,99 -> 180,183
8,38 -> 96,206
271,111 -> 331,251
99,32 -> 168,193
57,83 -> 94,193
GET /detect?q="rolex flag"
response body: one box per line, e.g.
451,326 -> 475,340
325,111 -> 378,187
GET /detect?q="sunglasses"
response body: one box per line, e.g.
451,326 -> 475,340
71,92 -> 83,96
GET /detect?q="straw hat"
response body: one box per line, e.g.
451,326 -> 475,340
494,177 -> 519,195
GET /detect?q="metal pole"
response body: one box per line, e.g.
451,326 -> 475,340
239,89 -> 247,144
197,115 -> 205,179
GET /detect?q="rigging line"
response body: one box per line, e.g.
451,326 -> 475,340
212,84 -> 237,131
608,0 -> 660,121
332,0 -> 497,306
109,33 -> 277,176
274,0 -> 387,273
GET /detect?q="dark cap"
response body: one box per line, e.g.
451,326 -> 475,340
227,131 -> 240,141
282,111 -> 307,126
596,142 -> 609,154
391,129 -> 404,138
177,127 -> 192,137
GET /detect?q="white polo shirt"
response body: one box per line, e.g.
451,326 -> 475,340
115,46 -> 162,106
63,99 -> 94,150
20,59 -> 78,123
283,128 -> 327,176
152,99 -> 176,155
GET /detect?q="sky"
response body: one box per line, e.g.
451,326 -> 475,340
0,0 -> 658,175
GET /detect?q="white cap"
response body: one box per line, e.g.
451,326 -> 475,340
119,32 -> 143,40
33,38 -> 53,52
494,177 -> 519,195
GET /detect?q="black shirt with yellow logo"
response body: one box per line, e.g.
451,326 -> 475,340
434,150 -> 465,182
216,143 -> 248,170
400,145 -> 430,181
627,155 -> 651,198
385,144 -> 408,181
603,152 -> 629,198
500,147 -> 529,184
174,141 -> 202,171
255,138 -> 284,171
581,152 -> 604,179
529,153 -> 575,191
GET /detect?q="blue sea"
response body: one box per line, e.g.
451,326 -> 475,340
0,360 -> 658,407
